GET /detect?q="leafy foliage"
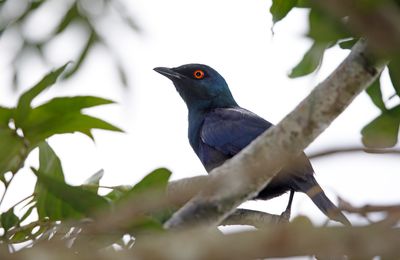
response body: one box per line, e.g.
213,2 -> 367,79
0,64 -> 122,181
0,0 -> 139,88
0,66 -> 172,244
0,65 -> 135,244
269,0 -> 400,148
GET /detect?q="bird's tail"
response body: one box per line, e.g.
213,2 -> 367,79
296,178 -> 351,226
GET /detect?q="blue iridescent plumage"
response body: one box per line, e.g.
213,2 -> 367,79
155,63 -> 349,225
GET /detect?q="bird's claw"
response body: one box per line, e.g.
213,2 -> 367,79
279,208 -> 291,223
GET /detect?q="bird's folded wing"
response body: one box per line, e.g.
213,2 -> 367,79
200,107 -> 273,156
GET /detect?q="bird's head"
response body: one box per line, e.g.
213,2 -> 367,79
154,64 -> 237,110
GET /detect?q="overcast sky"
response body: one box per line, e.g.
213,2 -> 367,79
1,0 -> 399,225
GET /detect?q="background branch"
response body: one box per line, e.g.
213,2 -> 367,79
308,146 -> 400,160
4,223 -> 400,260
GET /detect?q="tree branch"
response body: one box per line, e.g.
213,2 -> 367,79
6,224 -> 400,259
164,40 -> 385,229
221,209 -> 281,228
308,146 -> 400,160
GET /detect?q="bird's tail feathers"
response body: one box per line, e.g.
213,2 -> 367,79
297,180 -> 351,226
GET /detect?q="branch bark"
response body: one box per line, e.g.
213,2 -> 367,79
6,224 -> 400,260
164,40 -> 385,229
221,209 -> 281,227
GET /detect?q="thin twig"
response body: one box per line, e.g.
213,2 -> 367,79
0,173 -> 16,206
8,194 -> 34,210
309,146 -> 400,160
339,198 -> 400,215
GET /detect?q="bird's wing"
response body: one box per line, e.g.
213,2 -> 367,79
200,107 -> 273,156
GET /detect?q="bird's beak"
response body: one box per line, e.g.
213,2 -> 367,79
154,67 -> 184,80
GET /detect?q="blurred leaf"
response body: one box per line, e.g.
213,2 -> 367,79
296,0 -> 312,8
54,3 -> 79,35
15,63 -> 70,125
35,142 -> 81,220
111,0 -> 141,32
270,0 -> 297,24
362,105 -> 400,148
13,1 -> 46,24
0,106 -> 12,127
128,217 -> 164,235
104,186 -> 131,202
339,38 -> 358,50
63,31 -> 97,79
289,42 -> 327,78
10,226 -> 34,243
20,205 -> 35,223
33,156 -> 109,218
366,76 -> 386,111
388,58 -> 400,97
126,168 -> 172,198
0,128 -> 26,178
1,208 -> 19,232
308,8 -> 350,43
83,169 -> 104,193
116,61 -> 129,88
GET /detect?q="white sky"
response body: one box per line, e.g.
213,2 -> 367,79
0,0 -> 399,226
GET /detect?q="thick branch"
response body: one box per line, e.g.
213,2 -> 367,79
164,40 -> 385,229
7,225 -> 400,260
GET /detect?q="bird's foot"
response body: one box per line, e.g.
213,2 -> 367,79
279,208 -> 291,223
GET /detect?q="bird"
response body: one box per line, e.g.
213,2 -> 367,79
154,63 -> 350,225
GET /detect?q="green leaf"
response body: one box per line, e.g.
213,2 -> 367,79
16,95 -> 120,146
54,3 -> 79,35
82,169 -> 104,193
127,168 -> 172,197
338,38 -> 358,50
104,186 -> 131,202
362,106 -> 400,148
33,168 -> 109,218
1,208 -> 19,232
289,42 -> 327,78
10,226 -> 34,243
33,96 -> 115,113
0,106 -> 12,127
15,63 -> 70,125
308,8 -> 350,43
270,0 -> 297,24
0,128 -> 26,178
366,76 -> 386,111
296,0 -> 311,8
388,58 -> 400,97
35,142 -> 81,220
23,113 -> 122,146
128,217 -> 164,235
20,205 -> 35,223
38,142 -> 64,179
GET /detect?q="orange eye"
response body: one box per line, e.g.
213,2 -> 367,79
193,69 -> 205,79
